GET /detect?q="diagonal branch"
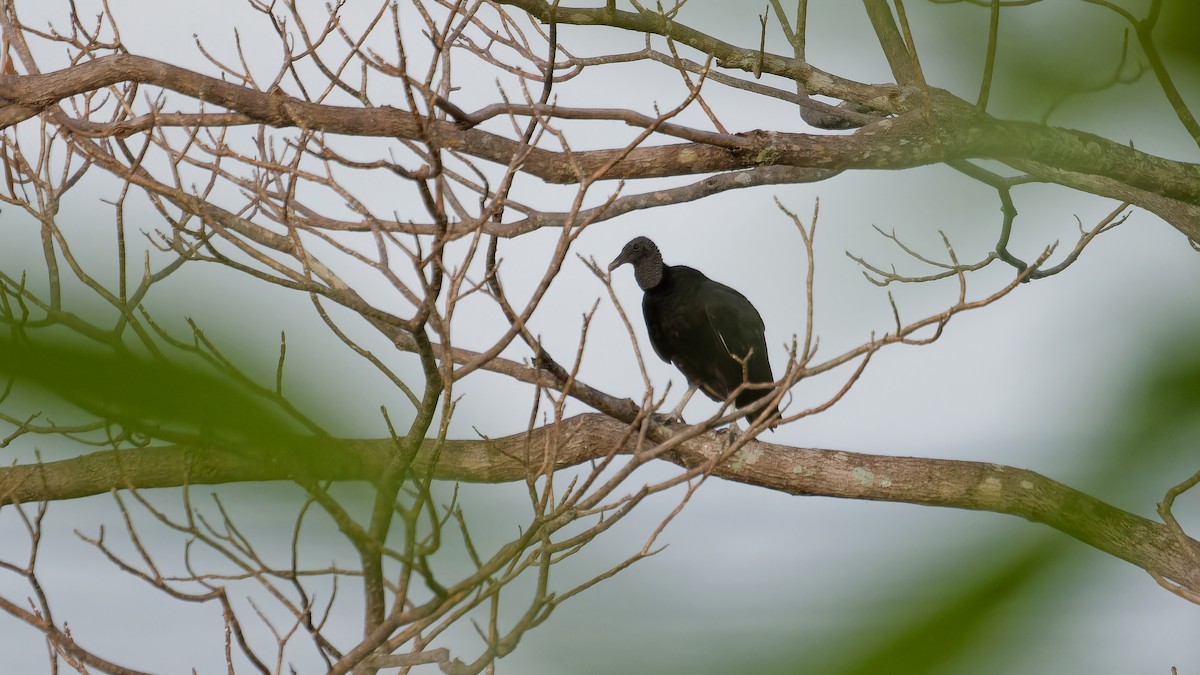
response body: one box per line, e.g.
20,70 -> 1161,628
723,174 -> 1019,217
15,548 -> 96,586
862,0 -> 920,86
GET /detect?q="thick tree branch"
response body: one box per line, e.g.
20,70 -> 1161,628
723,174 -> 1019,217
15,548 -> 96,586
4,413 -> 1197,593
0,54 -> 1195,255
2,54 -> 1197,229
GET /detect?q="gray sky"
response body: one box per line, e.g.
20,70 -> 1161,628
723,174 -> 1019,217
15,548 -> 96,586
1,1 -> 1198,673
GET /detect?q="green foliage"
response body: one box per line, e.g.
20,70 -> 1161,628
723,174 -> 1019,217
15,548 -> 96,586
0,332 -> 316,453
1158,1 -> 1200,65
796,328 -> 1200,675
826,545 -> 1056,675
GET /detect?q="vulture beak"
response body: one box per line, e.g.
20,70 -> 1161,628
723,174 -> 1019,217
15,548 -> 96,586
607,250 -> 631,272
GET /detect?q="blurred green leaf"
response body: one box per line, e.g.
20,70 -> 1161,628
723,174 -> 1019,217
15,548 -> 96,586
786,324 -> 1200,674
1158,0 -> 1200,66
0,333 -> 315,453
827,545 -> 1056,675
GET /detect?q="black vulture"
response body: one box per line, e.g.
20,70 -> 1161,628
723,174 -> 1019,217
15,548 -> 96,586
608,236 -> 778,426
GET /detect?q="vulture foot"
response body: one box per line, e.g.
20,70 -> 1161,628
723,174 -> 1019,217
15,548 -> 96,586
651,411 -> 687,426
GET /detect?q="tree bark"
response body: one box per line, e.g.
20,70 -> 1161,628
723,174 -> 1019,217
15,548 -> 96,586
5,413 -> 1196,592
2,54 -> 1198,238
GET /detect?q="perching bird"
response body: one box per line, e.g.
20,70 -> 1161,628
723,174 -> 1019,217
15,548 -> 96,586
608,236 -> 778,426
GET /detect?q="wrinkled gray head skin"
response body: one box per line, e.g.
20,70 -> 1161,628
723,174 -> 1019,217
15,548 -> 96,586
608,236 -> 664,290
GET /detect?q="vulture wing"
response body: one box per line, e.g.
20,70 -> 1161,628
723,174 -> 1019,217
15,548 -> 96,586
701,282 -> 773,407
642,266 -> 773,406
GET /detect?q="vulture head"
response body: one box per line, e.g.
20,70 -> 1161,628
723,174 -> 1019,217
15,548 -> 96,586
608,236 -> 664,290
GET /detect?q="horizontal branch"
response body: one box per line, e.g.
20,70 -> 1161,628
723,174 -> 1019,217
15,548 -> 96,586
2,54 -> 1199,238
4,413 -> 1197,593
287,166 -> 839,238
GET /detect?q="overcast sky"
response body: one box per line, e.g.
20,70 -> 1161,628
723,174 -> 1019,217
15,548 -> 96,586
1,1 -> 1199,673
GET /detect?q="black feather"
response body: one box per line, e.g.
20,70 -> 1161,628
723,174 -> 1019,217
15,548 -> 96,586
609,236 -> 778,425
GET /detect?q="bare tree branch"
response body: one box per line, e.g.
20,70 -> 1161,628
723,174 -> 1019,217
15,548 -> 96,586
1,414 -> 1197,593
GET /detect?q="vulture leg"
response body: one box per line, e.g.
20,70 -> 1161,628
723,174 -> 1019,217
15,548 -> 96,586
714,419 -> 744,446
667,382 -> 700,422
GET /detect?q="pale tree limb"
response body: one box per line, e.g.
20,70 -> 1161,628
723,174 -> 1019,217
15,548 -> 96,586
0,54 -> 1198,235
1,413 -> 1198,594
